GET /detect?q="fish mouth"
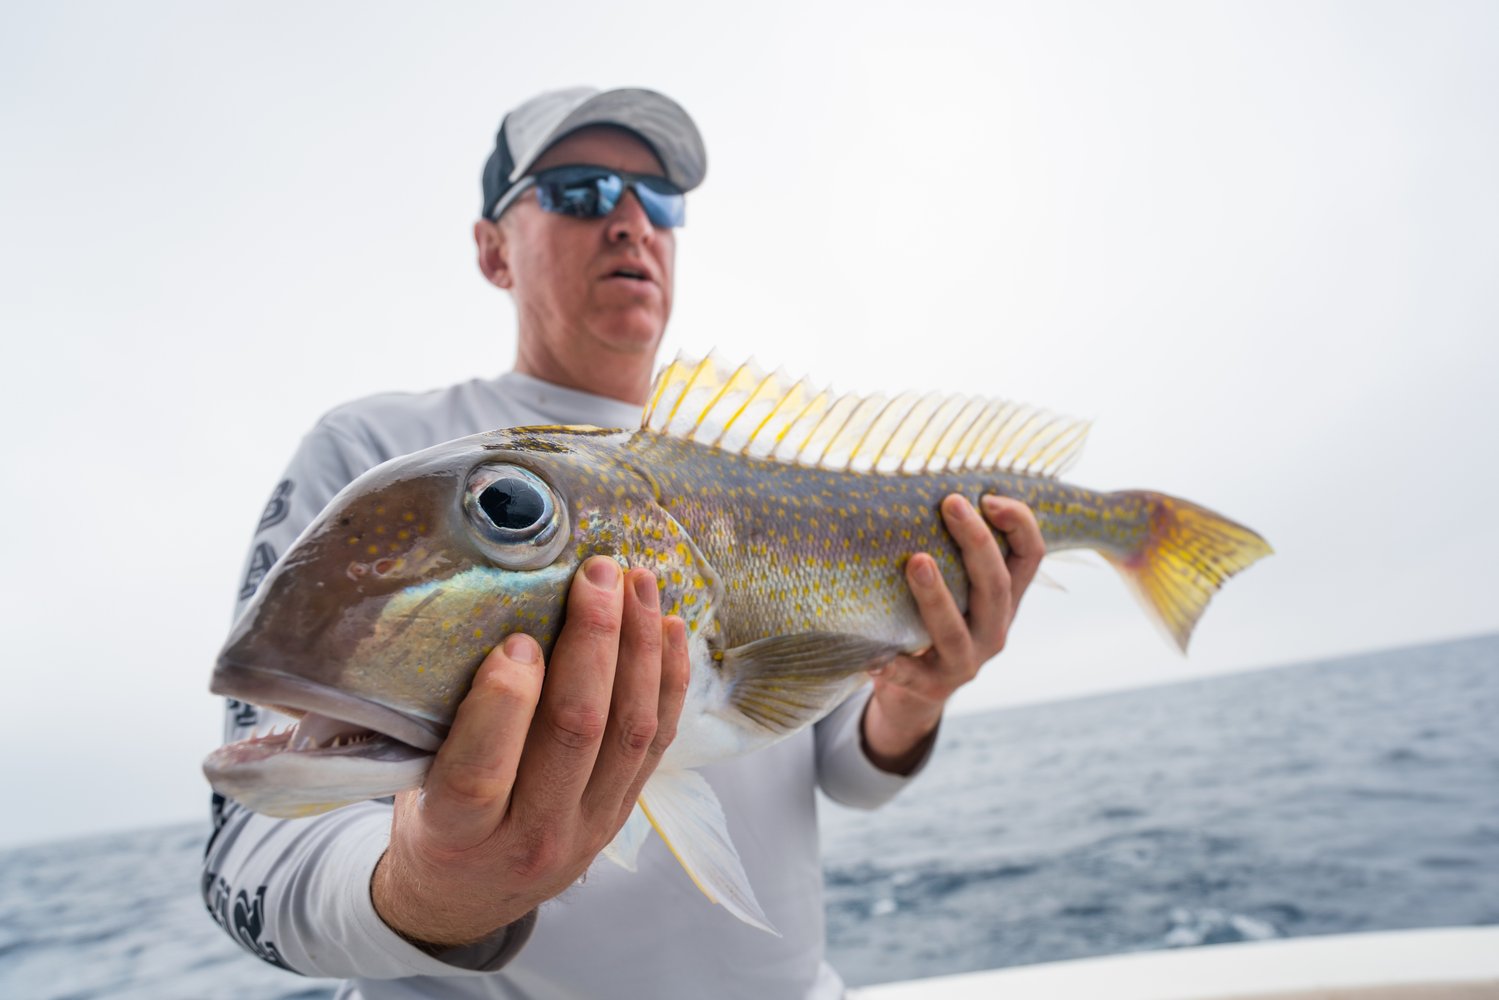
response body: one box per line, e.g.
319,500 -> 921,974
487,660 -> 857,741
204,663 -> 445,817
211,662 -> 448,752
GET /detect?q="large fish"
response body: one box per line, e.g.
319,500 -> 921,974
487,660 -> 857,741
205,355 -> 1271,931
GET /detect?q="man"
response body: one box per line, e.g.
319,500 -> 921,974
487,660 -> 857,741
204,86 -> 1043,999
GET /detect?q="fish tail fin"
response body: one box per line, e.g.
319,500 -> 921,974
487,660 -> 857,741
1102,491 -> 1272,652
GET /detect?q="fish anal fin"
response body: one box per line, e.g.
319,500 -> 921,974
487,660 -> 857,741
639,768 -> 779,935
722,632 -> 904,735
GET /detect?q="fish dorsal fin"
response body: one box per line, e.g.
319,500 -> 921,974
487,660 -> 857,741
642,353 -> 1090,477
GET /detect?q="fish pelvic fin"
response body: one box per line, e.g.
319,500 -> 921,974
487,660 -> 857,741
600,803 -> 652,872
1104,492 -> 1272,652
721,632 -> 904,735
643,354 -> 1091,477
639,768 -> 779,935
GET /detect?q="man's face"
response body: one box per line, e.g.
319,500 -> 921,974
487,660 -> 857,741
480,126 -> 677,365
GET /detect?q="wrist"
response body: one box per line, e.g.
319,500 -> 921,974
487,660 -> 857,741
372,847 -> 532,950
860,695 -> 942,775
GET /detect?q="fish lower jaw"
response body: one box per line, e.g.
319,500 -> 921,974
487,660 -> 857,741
204,724 -> 433,818
207,662 -> 450,817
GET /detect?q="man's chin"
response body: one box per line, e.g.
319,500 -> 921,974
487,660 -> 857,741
587,316 -> 668,354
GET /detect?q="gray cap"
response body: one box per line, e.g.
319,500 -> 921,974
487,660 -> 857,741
481,86 -> 707,220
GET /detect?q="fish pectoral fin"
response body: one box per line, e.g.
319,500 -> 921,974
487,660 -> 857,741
722,632 -> 904,735
600,803 -> 652,872
639,768 -> 779,936
1032,551 -> 1102,592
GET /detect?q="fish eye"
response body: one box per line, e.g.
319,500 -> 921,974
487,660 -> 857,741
479,476 -> 547,532
463,465 -> 568,569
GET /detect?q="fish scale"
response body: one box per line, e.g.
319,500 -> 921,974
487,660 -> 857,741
622,432 -> 1152,648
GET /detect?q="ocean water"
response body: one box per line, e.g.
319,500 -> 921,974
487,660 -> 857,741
3,635 -> 1496,998
821,633 -> 1499,985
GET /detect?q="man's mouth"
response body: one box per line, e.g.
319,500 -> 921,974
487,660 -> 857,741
607,266 -> 652,282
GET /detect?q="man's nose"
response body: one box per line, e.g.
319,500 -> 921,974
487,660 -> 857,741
606,189 -> 655,244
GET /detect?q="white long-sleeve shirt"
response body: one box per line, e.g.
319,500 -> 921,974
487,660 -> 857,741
203,370 -> 925,1000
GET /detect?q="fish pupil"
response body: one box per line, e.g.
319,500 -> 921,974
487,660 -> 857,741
480,482 -> 544,530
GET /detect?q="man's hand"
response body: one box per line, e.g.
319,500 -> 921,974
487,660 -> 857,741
372,557 -> 691,948
863,495 -> 1045,773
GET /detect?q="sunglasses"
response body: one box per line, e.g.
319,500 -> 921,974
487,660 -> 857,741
489,164 -> 686,228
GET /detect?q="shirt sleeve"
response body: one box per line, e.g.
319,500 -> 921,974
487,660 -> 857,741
202,417 -> 533,978
812,685 -> 937,810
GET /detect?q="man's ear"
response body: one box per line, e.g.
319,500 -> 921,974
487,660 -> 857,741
474,219 -> 513,290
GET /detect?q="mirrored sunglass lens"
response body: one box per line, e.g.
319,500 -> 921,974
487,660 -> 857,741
534,168 -> 684,227
634,183 -> 686,228
538,171 -> 622,218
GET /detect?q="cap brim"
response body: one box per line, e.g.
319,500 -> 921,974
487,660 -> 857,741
509,87 -> 706,192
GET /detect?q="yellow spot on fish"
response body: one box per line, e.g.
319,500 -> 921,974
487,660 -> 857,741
397,530 -> 410,540
473,628 -> 484,639
366,545 -> 380,556
403,512 -> 415,522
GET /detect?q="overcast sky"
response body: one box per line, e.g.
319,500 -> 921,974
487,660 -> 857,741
2,1 -> 1496,849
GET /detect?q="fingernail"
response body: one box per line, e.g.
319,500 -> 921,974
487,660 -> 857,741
911,557 -> 937,585
586,557 -> 620,589
945,495 -> 970,520
634,571 -> 659,608
504,633 -> 538,664
665,615 -> 686,650
981,495 -> 1004,516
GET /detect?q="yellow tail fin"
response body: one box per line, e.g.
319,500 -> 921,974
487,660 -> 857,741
1104,492 -> 1272,652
